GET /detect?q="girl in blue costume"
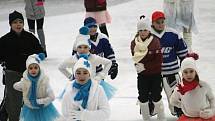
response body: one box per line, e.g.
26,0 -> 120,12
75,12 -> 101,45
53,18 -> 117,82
13,54 -> 59,121
59,26 -> 117,100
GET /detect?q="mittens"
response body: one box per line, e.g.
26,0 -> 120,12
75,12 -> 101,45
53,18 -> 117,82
200,109 -> 214,119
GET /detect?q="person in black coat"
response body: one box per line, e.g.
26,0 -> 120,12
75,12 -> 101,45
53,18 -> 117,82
0,10 -> 44,121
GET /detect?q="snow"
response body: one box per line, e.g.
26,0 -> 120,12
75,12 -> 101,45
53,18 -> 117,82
0,0 -> 215,120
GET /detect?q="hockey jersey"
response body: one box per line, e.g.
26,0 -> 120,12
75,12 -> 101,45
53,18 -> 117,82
89,33 -> 116,72
151,27 -> 188,76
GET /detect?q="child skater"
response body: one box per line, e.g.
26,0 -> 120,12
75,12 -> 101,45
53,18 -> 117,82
58,58 -> 110,121
163,0 -> 198,52
72,19 -> 118,81
24,0 -> 47,56
130,17 -> 165,121
59,27 -> 116,100
83,17 -> 118,80
84,0 -> 111,37
13,54 -> 59,121
170,55 -> 215,121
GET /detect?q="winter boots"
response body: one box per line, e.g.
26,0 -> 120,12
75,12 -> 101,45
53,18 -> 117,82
154,100 -> 166,121
139,100 -> 166,121
139,102 -> 150,121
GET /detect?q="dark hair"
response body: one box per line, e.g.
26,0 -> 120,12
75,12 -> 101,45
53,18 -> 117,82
194,72 -> 200,82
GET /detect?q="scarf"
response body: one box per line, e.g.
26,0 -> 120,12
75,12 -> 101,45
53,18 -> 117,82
73,79 -> 92,109
177,79 -> 199,95
132,35 -> 153,63
77,53 -> 90,60
27,72 -> 43,108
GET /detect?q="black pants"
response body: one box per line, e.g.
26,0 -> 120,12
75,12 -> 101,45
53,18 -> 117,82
0,87 -> 8,121
27,18 -> 44,30
4,70 -> 23,121
137,73 -> 163,103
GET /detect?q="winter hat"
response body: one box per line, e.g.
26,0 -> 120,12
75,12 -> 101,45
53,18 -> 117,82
9,11 -> 24,25
84,17 -> 97,27
26,53 -> 45,69
137,17 -> 150,31
75,35 -> 91,49
73,58 -> 92,76
181,57 -> 197,72
152,11 -> 165,22
79,26 -> 90,35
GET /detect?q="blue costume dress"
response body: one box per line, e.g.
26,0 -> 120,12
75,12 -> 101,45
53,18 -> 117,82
19,73 -> 59,121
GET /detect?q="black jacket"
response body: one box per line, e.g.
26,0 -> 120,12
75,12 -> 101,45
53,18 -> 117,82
0,29 -> 44,73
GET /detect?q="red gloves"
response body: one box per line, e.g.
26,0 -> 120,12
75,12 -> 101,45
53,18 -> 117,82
187,52 -> 199,60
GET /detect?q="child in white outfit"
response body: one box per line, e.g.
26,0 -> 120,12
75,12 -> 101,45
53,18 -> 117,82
13,54 -> 59,121
58,58 -> 110,121
170,56 -> 215,121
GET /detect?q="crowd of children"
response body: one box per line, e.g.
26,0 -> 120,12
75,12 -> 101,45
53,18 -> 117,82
0,0 -> 215,121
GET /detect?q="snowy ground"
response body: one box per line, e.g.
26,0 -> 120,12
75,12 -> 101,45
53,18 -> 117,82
0,0 -> 215,120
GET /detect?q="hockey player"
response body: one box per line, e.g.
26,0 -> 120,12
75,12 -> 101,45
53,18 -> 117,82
150,11 -> 188,117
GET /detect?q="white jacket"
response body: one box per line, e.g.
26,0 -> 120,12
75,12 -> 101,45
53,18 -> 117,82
61,80 -> 110,121
58,54 -> 112,81
13,70 -> 55,108
170,81 -> 215,117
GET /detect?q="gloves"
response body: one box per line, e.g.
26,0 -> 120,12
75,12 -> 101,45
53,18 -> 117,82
135,63 -> 145,73
200,109 -> 214,119
36,98 -> 52,106
108,62 -> 118,80
187,52 -> 199,60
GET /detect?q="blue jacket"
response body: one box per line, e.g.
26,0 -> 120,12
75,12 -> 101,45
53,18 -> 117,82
151,27 -> 188,76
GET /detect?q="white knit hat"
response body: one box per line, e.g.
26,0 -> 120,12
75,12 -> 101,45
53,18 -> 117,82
137,18 -> 151,31
181,57 -> 197,71
75,34 -> 91,49
26,54 -> 41,68
73,58 -> 92,76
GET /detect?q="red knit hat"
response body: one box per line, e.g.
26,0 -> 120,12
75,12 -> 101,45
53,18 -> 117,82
152,11 -> 165,22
